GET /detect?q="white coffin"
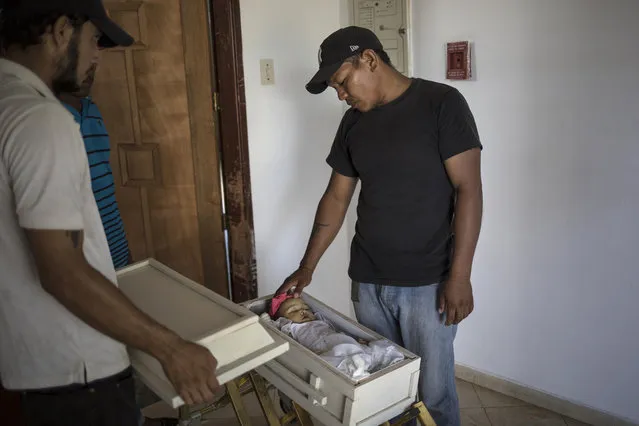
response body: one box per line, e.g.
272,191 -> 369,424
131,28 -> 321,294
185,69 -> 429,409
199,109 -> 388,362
242,294 -> 421,426
116,259 -> 289,409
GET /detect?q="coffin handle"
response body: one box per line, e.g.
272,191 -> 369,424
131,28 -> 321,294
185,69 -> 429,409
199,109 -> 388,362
260,360 -> 328,407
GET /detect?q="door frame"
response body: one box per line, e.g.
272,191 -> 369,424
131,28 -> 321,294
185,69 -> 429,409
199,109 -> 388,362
208,0 -> 258,303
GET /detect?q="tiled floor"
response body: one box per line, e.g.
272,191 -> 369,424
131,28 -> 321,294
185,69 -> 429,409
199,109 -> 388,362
457,379 -> 590,426
143,379 -> 592,426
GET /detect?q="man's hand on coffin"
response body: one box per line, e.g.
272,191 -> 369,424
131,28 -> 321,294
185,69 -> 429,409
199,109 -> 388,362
277,171 -> 357,298
277,266 -> 313,298
438,277 -> 474,326
159,339 -> 220,405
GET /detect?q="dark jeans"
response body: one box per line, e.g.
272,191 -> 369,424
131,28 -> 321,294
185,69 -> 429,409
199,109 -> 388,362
21,367 -> 141,426
134,371 -> 160,410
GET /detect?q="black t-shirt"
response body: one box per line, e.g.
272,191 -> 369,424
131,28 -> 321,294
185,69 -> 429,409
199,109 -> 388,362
327,78 -> 482,286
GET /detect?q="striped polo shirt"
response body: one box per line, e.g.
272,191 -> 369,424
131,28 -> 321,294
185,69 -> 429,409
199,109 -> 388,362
63,97 -> 130,269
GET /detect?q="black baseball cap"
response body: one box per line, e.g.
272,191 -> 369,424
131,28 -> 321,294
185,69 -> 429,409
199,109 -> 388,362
1,0 -> 134,48
306,26 -> 384,95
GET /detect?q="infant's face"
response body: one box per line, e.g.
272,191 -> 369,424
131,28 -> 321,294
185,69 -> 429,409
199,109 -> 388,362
278,298 -> 316,323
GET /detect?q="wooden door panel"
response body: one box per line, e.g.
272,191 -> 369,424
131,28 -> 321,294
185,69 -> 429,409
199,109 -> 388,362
94,0 -> 228,294
134,0 -> 203,284
92,48 -> 148,262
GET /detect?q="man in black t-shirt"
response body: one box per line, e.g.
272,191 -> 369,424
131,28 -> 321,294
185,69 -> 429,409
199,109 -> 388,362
277,27 -> 483,426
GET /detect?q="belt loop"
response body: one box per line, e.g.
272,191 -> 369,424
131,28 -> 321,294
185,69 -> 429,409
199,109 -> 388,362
350,281 -> 360,303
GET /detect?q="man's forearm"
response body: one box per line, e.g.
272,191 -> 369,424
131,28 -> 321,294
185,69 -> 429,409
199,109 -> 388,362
41,261 -> 181,363
299,193 -> 350,272
449,184 -> 483,279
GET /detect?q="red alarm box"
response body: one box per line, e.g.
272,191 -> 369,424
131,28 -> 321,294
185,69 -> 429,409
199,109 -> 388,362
446,41 -> 472,80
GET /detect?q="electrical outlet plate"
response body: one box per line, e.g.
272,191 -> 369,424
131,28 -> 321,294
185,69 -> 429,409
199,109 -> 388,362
260,59 -> 275,85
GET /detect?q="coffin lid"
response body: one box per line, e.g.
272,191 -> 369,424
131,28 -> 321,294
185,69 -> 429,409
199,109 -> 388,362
116,259 -> 288,408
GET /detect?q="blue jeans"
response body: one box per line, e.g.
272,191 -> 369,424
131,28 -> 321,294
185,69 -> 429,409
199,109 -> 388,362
353,282 -> 460,426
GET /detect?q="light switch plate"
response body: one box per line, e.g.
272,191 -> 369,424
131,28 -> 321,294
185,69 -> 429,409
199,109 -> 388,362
260,59 -> 275,85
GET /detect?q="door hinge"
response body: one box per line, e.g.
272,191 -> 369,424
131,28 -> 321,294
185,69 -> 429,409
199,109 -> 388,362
213,92 -> 221,112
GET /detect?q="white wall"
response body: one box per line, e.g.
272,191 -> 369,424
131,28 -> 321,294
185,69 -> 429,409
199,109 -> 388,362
241,0 -> 639,421
410,0 -> 639,422
239,1 -> 353,315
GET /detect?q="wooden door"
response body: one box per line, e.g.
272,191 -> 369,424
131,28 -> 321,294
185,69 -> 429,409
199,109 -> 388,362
95,0 -> 228,295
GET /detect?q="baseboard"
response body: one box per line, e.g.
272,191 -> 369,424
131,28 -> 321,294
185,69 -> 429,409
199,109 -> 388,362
455,364 -> 638,426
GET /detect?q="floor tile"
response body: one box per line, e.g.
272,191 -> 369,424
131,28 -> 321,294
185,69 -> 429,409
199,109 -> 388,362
474,385 -> 528,408
457,379 -> 483,409
461,408 -> 492,426
486,406 -> 567,426
563,417 -> 591,426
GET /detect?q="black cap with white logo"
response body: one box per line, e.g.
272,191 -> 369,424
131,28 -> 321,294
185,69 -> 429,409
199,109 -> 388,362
0,0 -> 134,48
306,26 -> 383,95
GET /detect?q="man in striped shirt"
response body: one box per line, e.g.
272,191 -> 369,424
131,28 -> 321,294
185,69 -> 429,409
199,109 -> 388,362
59,64 -> 131,270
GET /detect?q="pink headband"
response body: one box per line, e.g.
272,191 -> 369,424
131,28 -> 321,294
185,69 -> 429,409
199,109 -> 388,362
269,293 -> 294,317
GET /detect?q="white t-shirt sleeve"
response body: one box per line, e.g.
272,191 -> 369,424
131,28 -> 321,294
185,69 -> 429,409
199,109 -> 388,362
4,102 -> 87,230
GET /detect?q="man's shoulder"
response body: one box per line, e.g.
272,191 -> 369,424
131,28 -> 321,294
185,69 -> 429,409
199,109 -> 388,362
412,78 -> 459,101
0,86 -> 80,154
84,97 -> 104,117
340,106 -> 362,127
6,100 -> 75,131
334,107 -> 363,145
0,72 -> 35,100
1,104 -> 74,139
0,79 -> 74,126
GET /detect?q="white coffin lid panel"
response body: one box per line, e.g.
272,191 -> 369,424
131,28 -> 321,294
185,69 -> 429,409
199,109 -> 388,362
116,259 -> 289,408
